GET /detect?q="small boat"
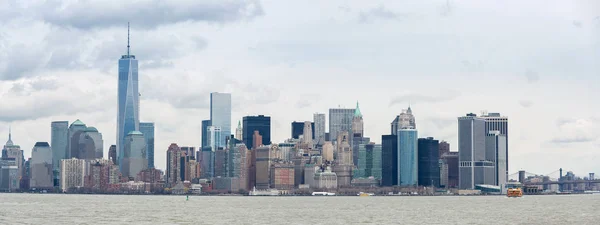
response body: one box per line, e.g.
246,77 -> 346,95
507,188 -> 523,197
358,192 -> 374,197
312,192 -> 336,196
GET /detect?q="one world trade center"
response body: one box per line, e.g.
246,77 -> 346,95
117,23 -> 140,170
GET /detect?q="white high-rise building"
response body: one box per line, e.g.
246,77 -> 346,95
313,113 -> 326,144
60,158 -> 87,192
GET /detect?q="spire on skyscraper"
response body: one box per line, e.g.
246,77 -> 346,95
354,101 -> 362,118
127,22 -> 131,56
407,104 -> 412,114
6,126 -> 13,146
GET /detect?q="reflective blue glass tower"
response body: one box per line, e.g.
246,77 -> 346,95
398,129 -> 418,186
210,92 -> 231,147
139,122 -> 154,169
117,24 -> 140,171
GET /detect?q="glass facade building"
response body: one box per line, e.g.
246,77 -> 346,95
210,92 -> 231,148
201,120 -> 211,148
122,131 -> 147,178
328,108 -> 354,143
313,113 -> 326,144
207,126 -> 222,152
242,115 -> 271,149
356,143 -> 382,180
291,121 -> 314,139
117,51 -> 140,172
398,129 -> 418,186
51,121 -> 68,185
139,122 -> 155,169
417,137 -> 440,187
381,135 -> 398,186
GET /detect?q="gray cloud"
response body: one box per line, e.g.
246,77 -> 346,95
572,20 -> 583,28
0,26 -> 208,80
359,4 -> 405,23
0,76 -> 112,122
390,90 -> 460,106
525,69 -> 540,84
519,100 -> 533,108
30,0 -> 264,29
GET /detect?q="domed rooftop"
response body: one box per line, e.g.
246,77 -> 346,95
71,119 -> 86,126
128,131 -> 143,135
85,127 -> 99,132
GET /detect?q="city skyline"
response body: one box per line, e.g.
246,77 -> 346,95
0,0 -> 599,177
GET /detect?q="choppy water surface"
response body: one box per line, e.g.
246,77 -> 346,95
0,194 -> 598,224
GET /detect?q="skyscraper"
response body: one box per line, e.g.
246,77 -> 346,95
67,120 -> 86,158
2,129 -> 23,179
398,128 -> 418,186
487,131 -> 508,189
139,122 -> 155,168
207,126 -> 222,151
254,146 -> 271,189
313,113 -> 326,144
201,120 -> 212,148
458,113 -> 494,189
51,121 -> 68,179
381,135 -> 398,186
210,92 -> 232,147
332,131 -> 352,187
302,121 -> 313,146
122,131 -> 147,178
418,137 -> 440,187
328,108 -> 354,143
235,121 -> 243,141
108,145 -> 117,165
351,102 -> 364,138
166,144 -> 182,185
117,24 -> 140,171
391,107 -> 416,135
291,121 -> 314,139
356,143 -> 382,180
60,158 -> 87,192
480,112 -> 509,189
30,142 -> 53,189
68,121 -> 103,160
242,115 -> 271,150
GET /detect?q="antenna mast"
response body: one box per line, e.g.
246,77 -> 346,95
127,22 -> 130,56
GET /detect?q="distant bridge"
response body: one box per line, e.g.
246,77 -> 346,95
508,169 -> 597,187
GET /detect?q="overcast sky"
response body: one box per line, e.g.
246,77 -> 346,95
1,0 -> 599,177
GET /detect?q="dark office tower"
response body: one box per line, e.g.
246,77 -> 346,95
214,148 -> 228,177
201,120 -> 211,148
381,135 -> 398,186
440,152 -> 459,188
242,115 -> 271,149
139,122 -> 155,168
108,145 -> 117,165
439,141 -> 450,157
418,137 -> 440,187
291,121 -> 314,139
